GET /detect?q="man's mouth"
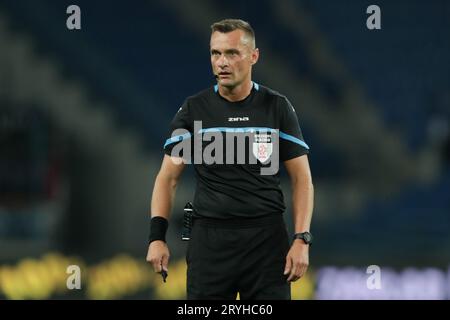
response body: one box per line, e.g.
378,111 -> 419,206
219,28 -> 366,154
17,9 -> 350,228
218,72 -> 232,77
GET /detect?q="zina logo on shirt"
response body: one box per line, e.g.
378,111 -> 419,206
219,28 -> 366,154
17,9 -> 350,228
228,117 -> 249,122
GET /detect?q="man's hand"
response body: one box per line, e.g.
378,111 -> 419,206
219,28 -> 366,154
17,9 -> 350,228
146,240 -> 170,274
284,240 -> 309,282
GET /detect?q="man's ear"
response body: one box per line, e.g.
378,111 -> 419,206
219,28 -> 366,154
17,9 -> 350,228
251,48 -> 259,65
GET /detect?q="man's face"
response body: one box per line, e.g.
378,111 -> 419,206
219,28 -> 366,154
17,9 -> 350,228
210,30 -> 259,89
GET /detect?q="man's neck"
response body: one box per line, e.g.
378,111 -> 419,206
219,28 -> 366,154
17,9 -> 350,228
218,80 -> 253,102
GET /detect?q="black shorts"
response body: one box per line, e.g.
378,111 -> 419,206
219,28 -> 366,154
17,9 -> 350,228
186,214 -> 291,300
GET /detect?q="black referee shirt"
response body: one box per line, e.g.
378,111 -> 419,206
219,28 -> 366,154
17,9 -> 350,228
164,82 -> 309,219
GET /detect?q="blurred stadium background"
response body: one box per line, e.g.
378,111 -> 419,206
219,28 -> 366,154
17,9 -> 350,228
0,0 -> 449,299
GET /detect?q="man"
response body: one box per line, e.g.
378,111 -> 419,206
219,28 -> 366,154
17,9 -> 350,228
146,19 -> 314,300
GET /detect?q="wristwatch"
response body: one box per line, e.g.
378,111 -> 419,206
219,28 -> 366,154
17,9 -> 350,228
293,232 -> 313,246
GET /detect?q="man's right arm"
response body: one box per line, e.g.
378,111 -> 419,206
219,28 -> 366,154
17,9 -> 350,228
146,154 -> 185,274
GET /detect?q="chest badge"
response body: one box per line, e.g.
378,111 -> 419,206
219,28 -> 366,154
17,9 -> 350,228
253,133 -> 273,163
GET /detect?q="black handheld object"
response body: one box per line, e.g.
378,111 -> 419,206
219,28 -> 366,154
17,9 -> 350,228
181,202 -> 193,241
161,269 -> 168,283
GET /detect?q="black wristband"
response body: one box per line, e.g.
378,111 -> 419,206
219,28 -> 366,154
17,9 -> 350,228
149,216 -> 169,244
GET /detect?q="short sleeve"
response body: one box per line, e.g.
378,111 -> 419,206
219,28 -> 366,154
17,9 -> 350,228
279,97 -> 310,161
163,100 -> 192,156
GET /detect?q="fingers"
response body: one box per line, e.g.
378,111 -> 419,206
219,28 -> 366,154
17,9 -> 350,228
151,254 -> 170,273
148,255 -> 162,273
146,243 -> 170,273
287,262 -> 299,282
300,263 -> 309,278
286,259 -> 309,282
146,248 -> 160,272
284,256 -> 292,277
161,254 -> 169,272
285,256 -> 300,282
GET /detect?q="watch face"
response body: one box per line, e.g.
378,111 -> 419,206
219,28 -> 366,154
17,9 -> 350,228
304,233 -> 311,243
294,232 -> 312,244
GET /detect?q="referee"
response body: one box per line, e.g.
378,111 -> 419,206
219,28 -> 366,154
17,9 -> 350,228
146,19 -> 314,300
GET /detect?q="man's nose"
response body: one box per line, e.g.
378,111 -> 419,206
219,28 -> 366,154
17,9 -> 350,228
217,54 -> 229,68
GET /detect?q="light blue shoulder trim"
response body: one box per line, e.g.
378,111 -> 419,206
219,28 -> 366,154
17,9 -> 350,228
163,133 -> 192,148
279,132 -> 310,149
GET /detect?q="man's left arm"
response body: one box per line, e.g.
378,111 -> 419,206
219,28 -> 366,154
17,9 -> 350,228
283,155 -> 314,282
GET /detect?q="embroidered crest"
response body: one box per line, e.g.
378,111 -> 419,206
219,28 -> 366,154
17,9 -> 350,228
252,133 -> 273,163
